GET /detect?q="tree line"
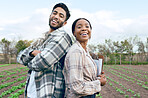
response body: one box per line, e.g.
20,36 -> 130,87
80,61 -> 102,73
88,36 -> 148,65
0,38 -> 32,64
0,36 -> 148,64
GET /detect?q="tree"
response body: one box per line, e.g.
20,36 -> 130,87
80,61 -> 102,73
105,39 -> 115,64
113,40 -> 128,65
137,41 -> 145,62
97,43 -> 110,64
0,38 -> 11,63
15,40 -> 32,54
127,36 -> 139,64
146,37 -> 148,62
88,44 -> 97,53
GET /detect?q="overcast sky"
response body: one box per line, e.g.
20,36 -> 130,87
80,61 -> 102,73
0,0 -> 148,45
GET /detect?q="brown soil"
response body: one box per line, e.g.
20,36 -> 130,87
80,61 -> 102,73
98,65 -> 148,98
0,64 -> 148,98
0,64 -> 27,98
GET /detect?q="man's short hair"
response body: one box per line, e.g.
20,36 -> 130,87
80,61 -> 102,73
52,3 -> 70,21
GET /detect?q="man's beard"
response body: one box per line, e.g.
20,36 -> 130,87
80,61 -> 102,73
49,19 -> 64,30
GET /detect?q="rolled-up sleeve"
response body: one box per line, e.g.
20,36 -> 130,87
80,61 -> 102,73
28,33 -> 72,71
66,50 -> 101,96
17,47 -> 34,66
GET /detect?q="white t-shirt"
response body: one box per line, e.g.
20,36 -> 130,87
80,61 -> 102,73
27,71 -> 37,98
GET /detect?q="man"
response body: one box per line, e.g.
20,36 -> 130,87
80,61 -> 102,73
17,3 -> 72,98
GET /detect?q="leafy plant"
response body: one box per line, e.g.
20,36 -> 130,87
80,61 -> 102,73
125,95 -> 129,98
133,93 -> 140,98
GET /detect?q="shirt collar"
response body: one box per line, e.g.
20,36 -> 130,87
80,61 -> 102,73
46,26 -> 65,37
75,41 -> 89,55
52,26 -> 65,34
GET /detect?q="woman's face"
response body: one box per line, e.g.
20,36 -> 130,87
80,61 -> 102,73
74,19 -> 91,43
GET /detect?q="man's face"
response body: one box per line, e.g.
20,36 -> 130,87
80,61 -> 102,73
49,7 -> 67,30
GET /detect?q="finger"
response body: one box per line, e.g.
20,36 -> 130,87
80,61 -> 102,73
102,75 -> 106,78
98,75 -> 101,77
101,71 -> 105,74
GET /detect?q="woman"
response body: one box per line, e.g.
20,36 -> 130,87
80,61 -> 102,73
63,18 -> 106,98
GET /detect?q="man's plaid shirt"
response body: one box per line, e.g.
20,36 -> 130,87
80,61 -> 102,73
17,27 -> 72,98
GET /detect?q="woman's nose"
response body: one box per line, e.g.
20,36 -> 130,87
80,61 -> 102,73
82,27 -> 87,31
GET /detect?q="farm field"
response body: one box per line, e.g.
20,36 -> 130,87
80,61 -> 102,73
0,64 -> 28,98
0,64 -> 148,98
98,65 -> 148,98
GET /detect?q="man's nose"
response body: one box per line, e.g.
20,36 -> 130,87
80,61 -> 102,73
54,14 -> 59,19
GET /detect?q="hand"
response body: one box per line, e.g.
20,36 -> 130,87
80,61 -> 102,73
101,71 -> 105,74
99,74 -> 107,86
32,50 -> 41,56
97,71 -> 105,77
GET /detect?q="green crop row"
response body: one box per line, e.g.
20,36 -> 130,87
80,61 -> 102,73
0,82 -> 26,98
0,64 -> 11,67
107,76 -> 141,98
0,76 -> 26,90
8,89 -> 25,98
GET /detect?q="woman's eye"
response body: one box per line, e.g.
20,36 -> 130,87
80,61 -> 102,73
86,26 -> 89,28
77,26 -> 81,29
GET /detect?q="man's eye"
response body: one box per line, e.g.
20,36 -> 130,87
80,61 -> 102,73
59,13 -> 64,18
52,12 -> 57,15
60,15 -> 64,18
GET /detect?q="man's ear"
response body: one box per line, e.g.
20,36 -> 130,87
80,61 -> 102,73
63,21 -> 67,26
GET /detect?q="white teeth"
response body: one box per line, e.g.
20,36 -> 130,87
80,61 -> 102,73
81,33 -> 87,35
52,20 -> 57,23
